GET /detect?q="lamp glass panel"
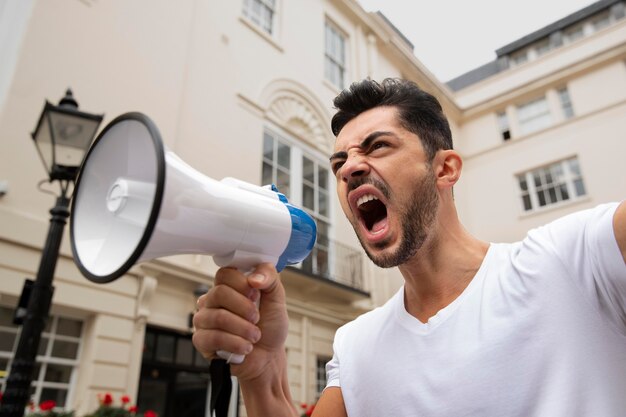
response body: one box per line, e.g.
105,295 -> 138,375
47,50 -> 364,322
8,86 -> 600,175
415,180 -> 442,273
33,113 -> 55,173
49,110 -> 100,167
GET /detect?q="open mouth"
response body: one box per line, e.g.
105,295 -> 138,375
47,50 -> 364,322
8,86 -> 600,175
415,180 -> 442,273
356,194 -> 388,233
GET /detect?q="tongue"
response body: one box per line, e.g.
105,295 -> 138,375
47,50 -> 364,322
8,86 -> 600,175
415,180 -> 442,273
370,217 -> 388,234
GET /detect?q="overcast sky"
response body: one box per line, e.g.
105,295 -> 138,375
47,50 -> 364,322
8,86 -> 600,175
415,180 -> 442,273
356,0 -> 599,82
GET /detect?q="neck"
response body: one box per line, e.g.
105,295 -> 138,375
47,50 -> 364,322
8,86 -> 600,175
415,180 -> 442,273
398,208 -> 489,323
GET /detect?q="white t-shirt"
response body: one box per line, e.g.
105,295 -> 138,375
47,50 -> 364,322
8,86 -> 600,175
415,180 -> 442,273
326,203 -> 626,416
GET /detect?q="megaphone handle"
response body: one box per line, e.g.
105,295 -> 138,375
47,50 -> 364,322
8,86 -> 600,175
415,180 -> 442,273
216,269 -> 261,364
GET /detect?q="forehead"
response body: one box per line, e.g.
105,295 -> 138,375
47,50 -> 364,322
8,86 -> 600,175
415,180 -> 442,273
334,106 -> 403,151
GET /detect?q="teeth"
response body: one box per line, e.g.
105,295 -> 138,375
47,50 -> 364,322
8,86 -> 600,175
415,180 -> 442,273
356,194 -> 378,207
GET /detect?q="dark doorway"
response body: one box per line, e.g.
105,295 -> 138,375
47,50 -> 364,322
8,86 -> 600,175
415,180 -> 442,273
137,326 -> 212,417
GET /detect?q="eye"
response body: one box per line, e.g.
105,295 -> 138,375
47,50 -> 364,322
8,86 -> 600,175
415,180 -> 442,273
332,161 -> 345,175
370,141 -> 388,152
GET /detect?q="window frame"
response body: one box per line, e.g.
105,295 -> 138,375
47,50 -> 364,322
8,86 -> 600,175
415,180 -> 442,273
496,111 -> 511,141
242,0 -> 278,37
557,87 -> 575,119
324,19 -> 348,90
516,96 -> 552,135
0,307 -> 84,410
516,157 -> 587,213
262,127 -> 333,276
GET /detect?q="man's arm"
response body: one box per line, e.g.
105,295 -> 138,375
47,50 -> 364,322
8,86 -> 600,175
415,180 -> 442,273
193,264 -> 297,416
311,387 -> 348,417
614,201 -> 626,263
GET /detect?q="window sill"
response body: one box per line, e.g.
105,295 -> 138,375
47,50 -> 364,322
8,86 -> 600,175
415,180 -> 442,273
239,16 -> 283,53
518,195 -> 592,219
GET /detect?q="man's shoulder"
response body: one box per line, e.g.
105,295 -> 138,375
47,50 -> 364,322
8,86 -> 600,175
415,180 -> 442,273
338,287 -> 402,334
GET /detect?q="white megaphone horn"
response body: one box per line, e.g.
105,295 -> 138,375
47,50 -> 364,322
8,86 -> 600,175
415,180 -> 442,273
70,112 -> 317,363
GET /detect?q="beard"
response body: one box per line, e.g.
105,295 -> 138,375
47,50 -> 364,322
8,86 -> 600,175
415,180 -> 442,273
353,168 -> 439,268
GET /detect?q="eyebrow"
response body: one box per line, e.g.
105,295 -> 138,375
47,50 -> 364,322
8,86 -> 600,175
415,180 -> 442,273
329,131 -> 394,162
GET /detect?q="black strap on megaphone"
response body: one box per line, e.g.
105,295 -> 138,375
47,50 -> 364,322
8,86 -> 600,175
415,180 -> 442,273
209,359 -> 232,417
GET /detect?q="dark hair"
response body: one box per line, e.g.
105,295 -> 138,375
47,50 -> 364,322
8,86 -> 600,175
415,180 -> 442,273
331,78 -> 452,160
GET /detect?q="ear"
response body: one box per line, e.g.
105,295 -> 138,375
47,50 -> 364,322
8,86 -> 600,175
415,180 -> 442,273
433,150 -> 462,190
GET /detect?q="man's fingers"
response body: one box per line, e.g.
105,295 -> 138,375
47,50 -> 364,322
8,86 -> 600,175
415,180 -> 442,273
193,307 -> 261,343
192,328 -> 255,358
199,284 -> 259,323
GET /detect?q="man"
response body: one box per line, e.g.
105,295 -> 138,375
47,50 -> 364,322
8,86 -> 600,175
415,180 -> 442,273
193,78 -> 626,416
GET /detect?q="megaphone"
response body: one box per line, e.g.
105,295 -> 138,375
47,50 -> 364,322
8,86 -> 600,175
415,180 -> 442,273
70,112 -> 317,362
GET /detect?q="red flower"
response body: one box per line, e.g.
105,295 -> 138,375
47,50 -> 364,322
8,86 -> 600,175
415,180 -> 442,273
306,404 -> 315,417
143,410 -> 157,417
121,395 -> 131,404
129,405 -> 138,413
102,393 -> 113,406
39,400 -> 56,411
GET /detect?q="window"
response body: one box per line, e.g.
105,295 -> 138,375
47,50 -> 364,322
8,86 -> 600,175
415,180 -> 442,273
557,87 -> 574,119
591,11 -> 611,31
316,356 -> 331,397
242,0 -> 276,35
262,130 -> 331,277
509,51 -> 528,67
517,157 -> 586,212
563,24 -> 585,44
0,306 -> 83,409
534,39 -> 551,57
325,21 -> 347,89
497,111 -> 511,141
517,97 -> 551,135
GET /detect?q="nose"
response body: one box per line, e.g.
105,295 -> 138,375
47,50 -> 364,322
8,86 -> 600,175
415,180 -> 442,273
341,152 -> 369,183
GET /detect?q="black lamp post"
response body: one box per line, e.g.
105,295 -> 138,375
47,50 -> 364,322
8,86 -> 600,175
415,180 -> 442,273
0,90 -> 102,417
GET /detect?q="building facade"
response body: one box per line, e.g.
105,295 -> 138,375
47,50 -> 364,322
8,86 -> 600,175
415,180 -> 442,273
0,0 -> 624,416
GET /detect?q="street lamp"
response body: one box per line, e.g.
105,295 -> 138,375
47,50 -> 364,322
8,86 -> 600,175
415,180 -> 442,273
0,90 -> 102,417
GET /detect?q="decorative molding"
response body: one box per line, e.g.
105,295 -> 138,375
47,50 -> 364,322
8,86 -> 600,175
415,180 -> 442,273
267,95 -> 328,151
136,275 -> 157,320
258,79 -> 335,153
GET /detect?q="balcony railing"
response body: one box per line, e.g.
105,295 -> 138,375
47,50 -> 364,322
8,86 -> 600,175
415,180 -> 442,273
299,237 -> 365,292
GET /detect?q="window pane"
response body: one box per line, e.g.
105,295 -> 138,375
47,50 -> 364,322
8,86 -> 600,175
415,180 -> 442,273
568,158 -> 581,175
45,363 -> 72,383
522,194 -> 532,211
40,388 -> 68,408
263,133 -> 274,161
538,191 -> 546,207
155,334 -> 175,363
303,157 -> 314,183
194,347 -> 209,367
548,187 -> 557,204
518,176 -> 528,191
303,184 -> 314,210
276,168 -> 290,198
176,338 -> 193,366
0,306 -> 14,326
574,179 -> 586,196
318,167 -> 328,190
560,184 -> 570,201
262,162 -> 273,185
544,170 -> 553,185
0,331 -> 16,352
51,340 -> 79,359
143,332 -> 155,361
56,318 -> 82,338
277,143 -> 290,169
38,337 -> 49,356
319,191 -> 328,217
